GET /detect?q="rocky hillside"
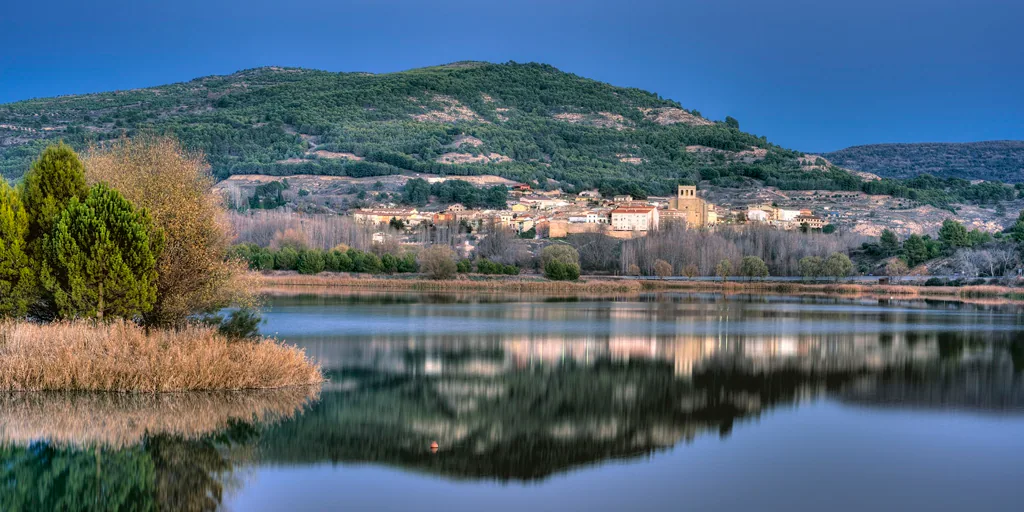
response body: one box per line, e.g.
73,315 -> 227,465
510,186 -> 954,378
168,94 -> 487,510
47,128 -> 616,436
2,61 -> 1018,211
825,141 -> 1024,183
0,61 -> 848,197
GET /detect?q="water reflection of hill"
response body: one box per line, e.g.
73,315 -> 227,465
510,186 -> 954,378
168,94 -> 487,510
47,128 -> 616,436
2,328 -> 1023,508
250,333 -> 1024,481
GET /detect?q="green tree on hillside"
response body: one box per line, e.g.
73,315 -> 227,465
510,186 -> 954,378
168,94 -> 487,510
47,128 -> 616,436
20,143 -> 88,249
879,229 -> 900,256
902,234 -> 930,267
938,219 -> 970,250
40,184 -> 164,320
0,181 -> 35,318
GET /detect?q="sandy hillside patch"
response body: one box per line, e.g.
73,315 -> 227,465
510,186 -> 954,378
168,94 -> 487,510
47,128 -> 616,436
641,107 -> 714,126
449,135 -> 484,148
554,112 -> 632,130
801,154 -> 881,181
310,150 -> 363,160
437,152 -> 513,164
616,153 -> 645,164
412,95 -> 489,123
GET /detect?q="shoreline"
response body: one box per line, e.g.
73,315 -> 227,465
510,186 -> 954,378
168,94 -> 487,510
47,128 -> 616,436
256,271 -> 1024,304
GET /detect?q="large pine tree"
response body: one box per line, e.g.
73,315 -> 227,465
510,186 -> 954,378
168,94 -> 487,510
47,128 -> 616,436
20,143 -> 88,248
40,183 -> 164,320
0,181 -> 35,318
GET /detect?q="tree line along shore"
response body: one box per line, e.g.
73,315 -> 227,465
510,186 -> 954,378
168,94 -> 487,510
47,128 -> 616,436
0,137 -> 321,392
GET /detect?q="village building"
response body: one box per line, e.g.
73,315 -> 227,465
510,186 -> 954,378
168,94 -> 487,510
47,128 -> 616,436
611,205 -> 659,232
664,185 -> 714,228
352,207 -> 420,225
613,194 -> 634,203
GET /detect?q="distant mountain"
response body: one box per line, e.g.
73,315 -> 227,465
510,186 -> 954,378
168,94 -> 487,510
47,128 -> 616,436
0,61 -> 842,197
825,141 -> 1024,183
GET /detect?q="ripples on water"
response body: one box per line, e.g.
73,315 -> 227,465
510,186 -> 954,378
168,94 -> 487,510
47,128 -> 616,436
2,292 -> 1023,511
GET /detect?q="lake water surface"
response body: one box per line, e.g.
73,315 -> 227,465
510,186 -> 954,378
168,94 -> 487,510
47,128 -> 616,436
3,292 -> 1024,511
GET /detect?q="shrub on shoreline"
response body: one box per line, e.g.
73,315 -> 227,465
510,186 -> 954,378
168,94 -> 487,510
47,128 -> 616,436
0,321 -> 322,392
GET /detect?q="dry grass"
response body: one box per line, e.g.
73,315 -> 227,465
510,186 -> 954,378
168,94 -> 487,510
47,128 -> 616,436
255,272 -> 1024,305
0,321 -> 323,392
0,386 -> 318,448
258,272 -> 644,294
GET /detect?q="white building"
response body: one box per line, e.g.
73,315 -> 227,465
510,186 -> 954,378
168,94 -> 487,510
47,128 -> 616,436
611,205 -> 659,231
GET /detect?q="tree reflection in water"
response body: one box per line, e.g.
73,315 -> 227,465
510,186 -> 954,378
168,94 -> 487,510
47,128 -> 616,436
1,332 -> 1022,509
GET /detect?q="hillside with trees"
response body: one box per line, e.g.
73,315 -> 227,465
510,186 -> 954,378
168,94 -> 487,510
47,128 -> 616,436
2,62 -> 1019,209
825,141 -> 1024,183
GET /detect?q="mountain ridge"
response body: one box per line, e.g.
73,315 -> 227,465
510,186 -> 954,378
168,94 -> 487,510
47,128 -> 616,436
825,140 -> 1024,183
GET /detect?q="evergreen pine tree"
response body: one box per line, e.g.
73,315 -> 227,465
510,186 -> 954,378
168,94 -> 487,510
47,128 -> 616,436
40,184 -> 163,320
0,181 -> 35,318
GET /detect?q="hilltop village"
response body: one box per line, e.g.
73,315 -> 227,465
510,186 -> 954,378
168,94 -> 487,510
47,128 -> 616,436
349,183 -> 827,239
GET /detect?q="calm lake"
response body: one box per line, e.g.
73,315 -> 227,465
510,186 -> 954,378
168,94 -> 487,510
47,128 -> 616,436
3,292 -> 1024,511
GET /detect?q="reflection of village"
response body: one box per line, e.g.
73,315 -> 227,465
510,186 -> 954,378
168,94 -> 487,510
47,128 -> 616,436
307,331 -> 953,379
352,184 -> 827,239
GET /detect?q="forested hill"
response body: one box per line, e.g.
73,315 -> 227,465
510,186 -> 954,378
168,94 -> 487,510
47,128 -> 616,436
825,141 -> 1024,183
0,61 -> 1018,205
0,61 -> 833,196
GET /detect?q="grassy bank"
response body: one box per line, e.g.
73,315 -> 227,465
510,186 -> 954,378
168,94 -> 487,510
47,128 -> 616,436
0,321 -> 323,392
256,272 -> 1024,303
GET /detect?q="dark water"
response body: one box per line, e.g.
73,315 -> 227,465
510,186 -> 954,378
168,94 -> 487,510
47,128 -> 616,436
3,292 -> 1024,511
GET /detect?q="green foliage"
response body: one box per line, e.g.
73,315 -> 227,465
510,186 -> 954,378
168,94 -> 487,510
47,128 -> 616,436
0,181 -> 35,317
821,224 -> 837,234
739,256 -> 769,280
20,143 -> 88,249
476,258 -> 519,275
544,259 -> 580,280
798,256 -> 823,280
274,247 -> 299,270
402,178 -> 431,206
519,227 -> 536,239
1007,211 -> 1024,244
823,252 -> 854,281
204,306 -> 264,341
540,244 -> 579,268
879,229 -> 900,256
456,259 -> 472,273
248,181 -> 287,209
902,234 -> 931,267
40,183 -> 163,320
296,249 -> 326,275
724,116 -> 740,130
715,259 -> 732,281
429,180 -> 507,208
938,219 -> 970,250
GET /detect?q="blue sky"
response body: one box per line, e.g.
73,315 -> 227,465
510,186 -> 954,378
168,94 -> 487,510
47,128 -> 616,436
1,0 -> 1021,152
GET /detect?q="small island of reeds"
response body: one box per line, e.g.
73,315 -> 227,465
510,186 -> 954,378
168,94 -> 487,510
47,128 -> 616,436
0,138 -> 320,392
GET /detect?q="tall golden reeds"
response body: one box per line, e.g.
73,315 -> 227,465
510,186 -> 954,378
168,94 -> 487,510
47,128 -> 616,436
0,321 -> 322,392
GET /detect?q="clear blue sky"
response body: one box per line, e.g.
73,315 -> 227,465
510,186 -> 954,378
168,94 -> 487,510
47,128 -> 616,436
1,0 -> 1021,152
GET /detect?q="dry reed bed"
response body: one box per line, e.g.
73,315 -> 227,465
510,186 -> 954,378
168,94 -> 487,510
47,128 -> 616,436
259,273 -> 645,293
0,386 -> 319,448
0,321 -> 323,392
256,273 -> 1024,303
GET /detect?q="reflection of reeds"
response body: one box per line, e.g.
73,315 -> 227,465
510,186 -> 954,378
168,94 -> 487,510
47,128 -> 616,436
0,386 -> 320,448
0,321 -> 323,392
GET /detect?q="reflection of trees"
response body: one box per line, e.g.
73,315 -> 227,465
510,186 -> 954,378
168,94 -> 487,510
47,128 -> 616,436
251,361 -> 864,481
0,390 -> 314,511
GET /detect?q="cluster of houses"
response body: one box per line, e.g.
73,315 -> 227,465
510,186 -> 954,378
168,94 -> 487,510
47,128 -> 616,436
351,184 -> 826,238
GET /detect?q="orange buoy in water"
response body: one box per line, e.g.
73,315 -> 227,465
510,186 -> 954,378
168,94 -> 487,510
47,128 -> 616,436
430,441 -> 439,453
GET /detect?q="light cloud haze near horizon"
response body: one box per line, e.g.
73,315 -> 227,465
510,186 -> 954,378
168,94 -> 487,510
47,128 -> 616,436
1,0 -> 1020,152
